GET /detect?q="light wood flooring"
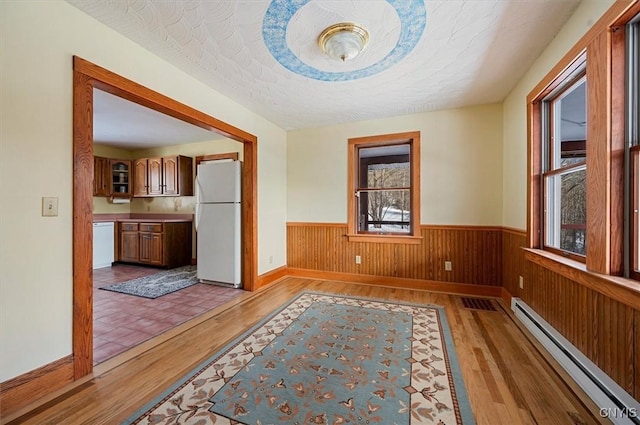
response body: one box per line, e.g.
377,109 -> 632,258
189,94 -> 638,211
5,278 -> 607,424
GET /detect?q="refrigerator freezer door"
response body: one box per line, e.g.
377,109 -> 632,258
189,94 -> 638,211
196,161 -> 241,203
197,203 -> 241,287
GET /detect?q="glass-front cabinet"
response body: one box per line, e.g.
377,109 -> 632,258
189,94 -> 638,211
109,160 -> 132,197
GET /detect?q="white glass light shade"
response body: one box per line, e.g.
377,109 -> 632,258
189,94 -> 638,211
318,23 -> 369,62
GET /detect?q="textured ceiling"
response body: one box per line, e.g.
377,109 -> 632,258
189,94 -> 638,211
69,0 -> 581,131
93,89 -> 217,149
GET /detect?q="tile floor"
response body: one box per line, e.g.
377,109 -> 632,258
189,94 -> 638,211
93,264 -> 244,365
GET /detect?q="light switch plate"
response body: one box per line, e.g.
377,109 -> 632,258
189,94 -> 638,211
42,197 -> 58,217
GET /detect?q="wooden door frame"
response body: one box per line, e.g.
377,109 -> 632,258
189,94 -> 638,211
73,56 -> 258,379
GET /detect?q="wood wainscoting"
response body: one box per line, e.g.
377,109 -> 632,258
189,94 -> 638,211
287,222 -> 502,287
501,228 -> 639,401
501,227 -> 528,297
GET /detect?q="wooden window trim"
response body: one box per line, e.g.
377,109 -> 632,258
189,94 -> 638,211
347,131 -> 422,244
527,1 -> 640,282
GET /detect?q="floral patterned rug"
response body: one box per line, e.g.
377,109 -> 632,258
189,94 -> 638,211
124,292 -> 475,424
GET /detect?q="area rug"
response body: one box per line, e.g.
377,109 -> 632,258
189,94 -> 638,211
124,292 -> 475,424
100,265 -> 198,299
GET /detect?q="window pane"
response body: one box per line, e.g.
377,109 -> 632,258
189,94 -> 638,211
358,189 -> 410,233
552,78 -> 587,169
366,162 -> 410,189
545,167 -> 587,255
358,144 -> 410,189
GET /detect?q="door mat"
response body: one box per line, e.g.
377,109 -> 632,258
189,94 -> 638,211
100,265 -> 198,299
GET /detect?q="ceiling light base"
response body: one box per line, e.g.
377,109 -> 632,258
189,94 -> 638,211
318,22 -> 370,62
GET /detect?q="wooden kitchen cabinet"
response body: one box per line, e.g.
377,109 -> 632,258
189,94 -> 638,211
134,157 -> 163,196
139,223 -> 163,266
93,157 -> 131,197
93,156 -> 110,196
162,155 -> 194,196
133,155 -> 193,197
110,160 -> 132,197
148,158 -> 163,196
117,221 -> 191,268
133,158 -> 149,197
119,223 -> 139,263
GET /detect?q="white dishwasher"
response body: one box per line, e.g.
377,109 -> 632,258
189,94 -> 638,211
93,222 -> 114,269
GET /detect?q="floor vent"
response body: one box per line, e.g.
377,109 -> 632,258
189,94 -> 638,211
461,297 -> 497,311
511,298 -> 640,425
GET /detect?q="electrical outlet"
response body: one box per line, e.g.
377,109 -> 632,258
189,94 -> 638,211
355,255 -> 361,264
42,197 -> 58,217
519,276 -> 524,289
269,255 -> 273,264
444,261 -> 452,271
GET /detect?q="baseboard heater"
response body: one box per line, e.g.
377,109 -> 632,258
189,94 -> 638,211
511,298 -> 640,425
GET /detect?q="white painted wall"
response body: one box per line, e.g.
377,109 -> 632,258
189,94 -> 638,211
288,104 -> 504,225
501,0 -> 614,230
0,0 -> 287,381
0,0 -> 618,385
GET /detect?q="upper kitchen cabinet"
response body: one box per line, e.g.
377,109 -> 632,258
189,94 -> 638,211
93,156 -> 110,197
162,155 -> 193,196
93,156 -> 131,197
110,160 -> 132,197
134,157 -> 162,196
133,155 -> 193,197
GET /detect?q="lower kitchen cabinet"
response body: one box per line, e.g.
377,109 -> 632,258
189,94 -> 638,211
117,221 -> 191,268
119,223 -> 139,263
139,224 -> 163,266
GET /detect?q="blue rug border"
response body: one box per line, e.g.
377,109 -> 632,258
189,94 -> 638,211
122,290 -> 476,424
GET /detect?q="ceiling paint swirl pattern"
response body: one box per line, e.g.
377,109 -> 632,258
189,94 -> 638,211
262,0 -> 427,81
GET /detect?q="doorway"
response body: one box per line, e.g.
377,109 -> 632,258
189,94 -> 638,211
73,57 -> 258,379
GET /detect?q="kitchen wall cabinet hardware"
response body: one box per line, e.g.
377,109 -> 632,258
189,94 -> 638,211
116,221 -> 192,268
133,155 -> 193,197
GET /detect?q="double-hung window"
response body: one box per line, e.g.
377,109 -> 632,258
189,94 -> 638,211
347,131 -> 421,243
541,69 -> 587,260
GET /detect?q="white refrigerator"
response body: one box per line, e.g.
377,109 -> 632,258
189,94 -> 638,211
195,160 -> 242,288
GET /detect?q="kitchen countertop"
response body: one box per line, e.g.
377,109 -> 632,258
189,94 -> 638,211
93,213 -> 193,223
113,218 -> 192,223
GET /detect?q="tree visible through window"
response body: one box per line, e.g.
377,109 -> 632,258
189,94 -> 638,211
347,132 -> 421,242
358,145 -> 410,233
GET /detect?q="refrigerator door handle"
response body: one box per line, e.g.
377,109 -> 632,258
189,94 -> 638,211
195,175 -> 201,231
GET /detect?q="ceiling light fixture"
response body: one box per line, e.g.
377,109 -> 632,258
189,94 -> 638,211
318,22 -> 370,62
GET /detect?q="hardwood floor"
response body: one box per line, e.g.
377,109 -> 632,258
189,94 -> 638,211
6,278 -> 606,425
